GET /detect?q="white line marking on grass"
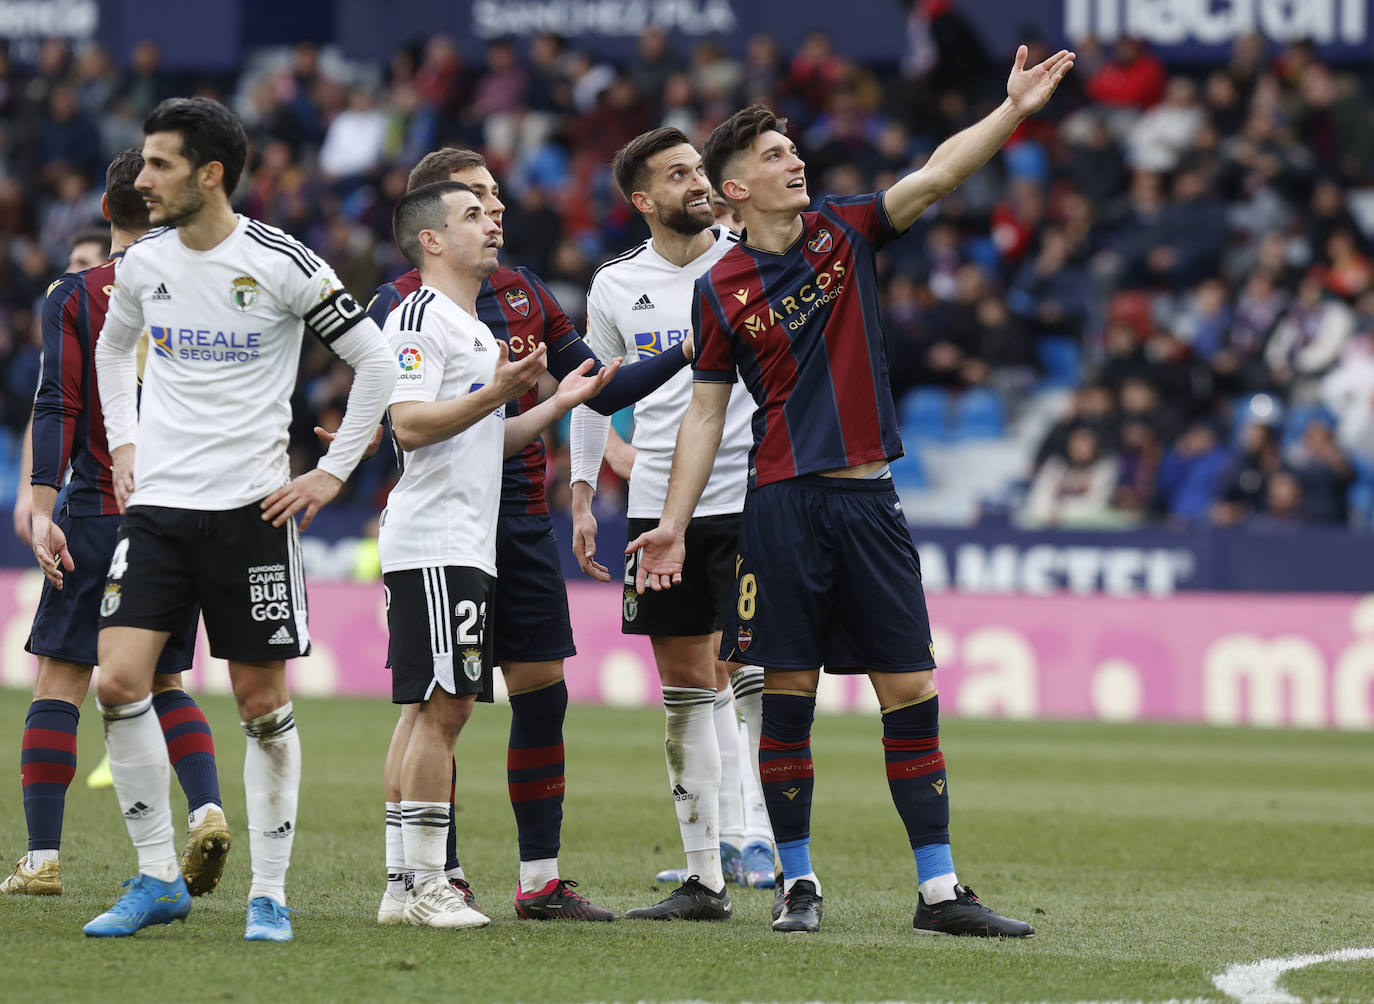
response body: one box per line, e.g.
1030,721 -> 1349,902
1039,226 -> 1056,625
1214,947 -> 1374,1003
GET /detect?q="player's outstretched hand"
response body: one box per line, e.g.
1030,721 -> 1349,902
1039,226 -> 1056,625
626,524 -> 686,594
315,423 -> 385,459
491,340 -> 549,402
571,502 -> 608,582
261,468 -> 344,531
30,512 -> 74,589
1006,44 -> 1075,118
110,443 -> 135,514
554,356 -> 622,414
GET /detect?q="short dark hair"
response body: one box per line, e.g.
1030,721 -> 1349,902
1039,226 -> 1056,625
143,96 -> 248,196
104,146 -> 149,233
393,181 -> 475,268
69,227 -> 112,260
407,148 -> 487,193
703,104 -> 789,208
611,126 -> 692,204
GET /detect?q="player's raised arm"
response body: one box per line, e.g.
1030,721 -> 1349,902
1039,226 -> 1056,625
883,45 -> 1075,233
502,355 -> 620,457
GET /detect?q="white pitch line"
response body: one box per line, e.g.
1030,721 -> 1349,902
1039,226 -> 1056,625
1213,947 -> 1374,1003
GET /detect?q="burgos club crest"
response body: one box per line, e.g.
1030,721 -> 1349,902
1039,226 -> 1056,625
807,230 -> 833,254
230,275 -> 259,311
623,588 -> 638,622
462,648 -> 484,681
505,289 -> 530,317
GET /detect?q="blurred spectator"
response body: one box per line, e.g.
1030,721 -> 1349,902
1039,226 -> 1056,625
1319,325 -> 1374,466
1266,270 -> 1355,401
1153,419 -> 1230,523
318,86 -> 388,186
1033,384 -> 1117,472
1112,417 -> 1163,516
1125,76 -> 1204,173
1285,414 -> 1354,523
1084,38 -> 1166,111
1211,420 -> 1282,526
1290,63 -> 1374,184
1023,426 -> 1120,527
1251,468 -> 1304,527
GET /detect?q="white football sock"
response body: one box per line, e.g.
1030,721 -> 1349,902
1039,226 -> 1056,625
385,801 -> 406,899
27,849 -> 58,867
919,872 -> 959,905
401,800 -> 450,889
242,702 -> 300,907
713,689 -> 745,850
101,695 -> 178,882
187,803 -> 222,829
731,667 -> 774,846
783,872 -> 822,897
662,686 -> 723,892
519,857 -> 559,894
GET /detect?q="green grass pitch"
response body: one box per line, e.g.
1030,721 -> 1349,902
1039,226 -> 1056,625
1,688 -> 1371,1003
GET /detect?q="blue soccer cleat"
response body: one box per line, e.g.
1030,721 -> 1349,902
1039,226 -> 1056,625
655,843 -> 744,885
245,896 -> 294,941
739,841 -> 777,888
83,873 -> 191,937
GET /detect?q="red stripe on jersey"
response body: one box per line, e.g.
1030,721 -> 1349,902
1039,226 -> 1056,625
21,728 -> 78,753
507,744 -> 565,771
819,225 -> 885,466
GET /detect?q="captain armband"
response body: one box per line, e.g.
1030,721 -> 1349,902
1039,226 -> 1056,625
304,289 -> 366,347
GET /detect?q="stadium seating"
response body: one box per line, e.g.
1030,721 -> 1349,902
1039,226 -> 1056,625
1034,336 -> 1081,390
899,387 -> 952,441
954,388 -> 1006,439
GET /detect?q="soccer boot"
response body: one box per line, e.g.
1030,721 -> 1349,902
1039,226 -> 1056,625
180,806 -> 231,896
244,896 -> 294,941
449,875 -> 478,907
85,752 -> 113,789
0,854 -> 61,895
739,841 -> 777,888
720,841 -> 744,885
624,876 -> 732,921
913,884 -> 1035,938
771,872 -> 785,920
515,878 -> 616,921
377,888 -> 407,925
772,879 -> 822,933
403,878 -> 491,929
83,874 -> 191,937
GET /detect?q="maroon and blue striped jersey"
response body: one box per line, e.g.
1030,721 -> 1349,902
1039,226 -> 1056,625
692,192 -> 906,489
31,255 -> 120,515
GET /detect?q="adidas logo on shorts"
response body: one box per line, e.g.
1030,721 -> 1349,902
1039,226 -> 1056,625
267,625 -> 294,646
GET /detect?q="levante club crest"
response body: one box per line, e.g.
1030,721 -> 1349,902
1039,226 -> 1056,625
505,289 -> 530,317
807,229 -> 833,254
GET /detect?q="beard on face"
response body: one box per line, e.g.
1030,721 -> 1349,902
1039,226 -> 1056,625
656,199 -> 712,237
151,180 -> 206,228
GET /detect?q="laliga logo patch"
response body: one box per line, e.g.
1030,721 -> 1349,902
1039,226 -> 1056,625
737,626 -> 753,652
397,344 -> 424,381
807,229 -> 833,254
505,289 -> 530,317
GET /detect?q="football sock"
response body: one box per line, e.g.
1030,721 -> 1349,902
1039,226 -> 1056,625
881,692 -> 958,904
713,688 -> 745,850
507,679 -> 567,869
782,868 -> 821,897
759,688 -> 816,881
385,801 -> 406,899
401,800 -> 450,889
152,689 -> 220,815
19,699 -> 79,852
242,702 -> 299,907
101,695 -> 178,881
662,686 -> 724,892
444,755 -> 461,873
519,858 -> 559,895
730,667 -> 773,845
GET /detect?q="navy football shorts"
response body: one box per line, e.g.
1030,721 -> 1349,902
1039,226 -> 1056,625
493,513 -> 576,665
27,508 -> 195,672
720,475 -> 937,673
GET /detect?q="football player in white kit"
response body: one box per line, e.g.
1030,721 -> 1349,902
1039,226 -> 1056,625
84,97 -> 396,942
378,180 -> 618,929
569,127 -> 772,920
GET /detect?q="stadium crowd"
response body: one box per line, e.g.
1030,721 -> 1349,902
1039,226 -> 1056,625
0,4 -> 1372,531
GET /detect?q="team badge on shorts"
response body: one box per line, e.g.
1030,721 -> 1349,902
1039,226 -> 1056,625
461,648 -> 483,682
737,626 -> 753,652
100,584 -> 121,617
505,289 -> 530,317
231,274 -> 259,311
623,588 -> 638,622
807,229 -> 833,254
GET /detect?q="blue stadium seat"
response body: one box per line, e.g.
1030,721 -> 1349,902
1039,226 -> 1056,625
954,388 -> 1006,440
1035,336 -> 1081,389
1231,393 -> 1283,441
1349,458 -> 1374,529
1282,404 -> 1335,447
889,448 -> 928,491
899,387 -> 951,441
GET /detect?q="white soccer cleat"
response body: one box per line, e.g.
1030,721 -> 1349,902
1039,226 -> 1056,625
402,878 -> 491,930
377,889 -> 407,925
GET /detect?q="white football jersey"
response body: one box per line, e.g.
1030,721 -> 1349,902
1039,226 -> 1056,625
377,286 -> 502,575
582,227 -> 754,517
102,216 -> 375,509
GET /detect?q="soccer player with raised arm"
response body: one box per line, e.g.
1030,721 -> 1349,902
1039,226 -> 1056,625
629,46 -> 1075,935
368,148 -> 688,923
377,181 -> 615,929
83,98 -> 395,941
3,150 -> 228,900
568,127 -> 773,920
